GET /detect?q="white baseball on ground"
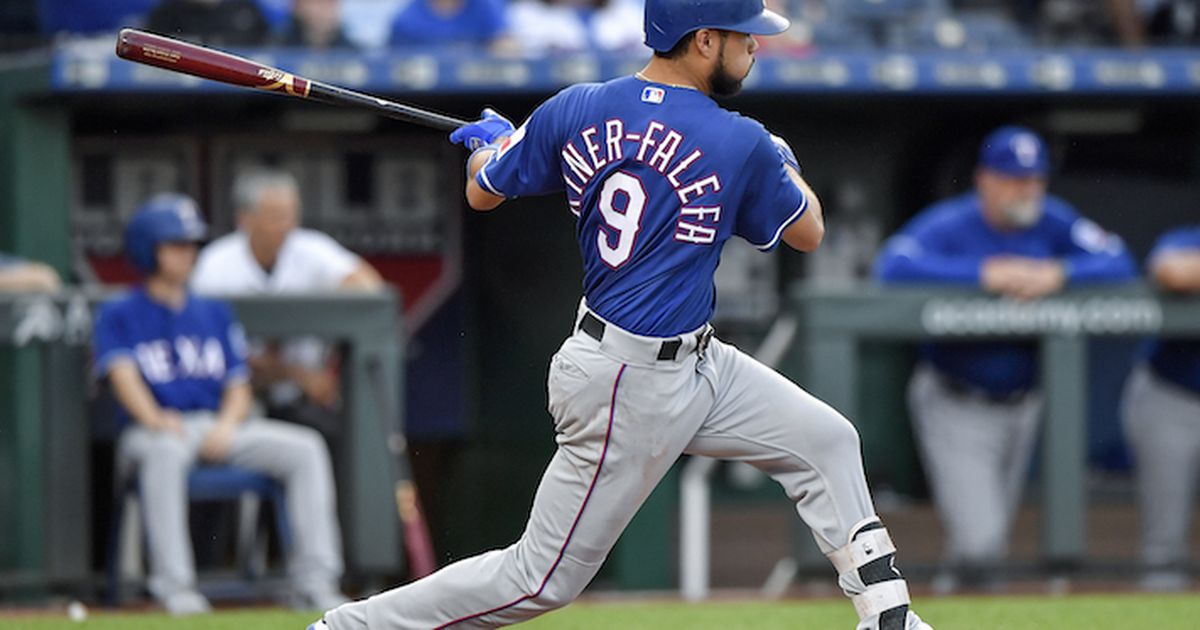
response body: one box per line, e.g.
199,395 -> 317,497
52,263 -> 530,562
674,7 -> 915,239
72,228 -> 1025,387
67,600 -> 88,622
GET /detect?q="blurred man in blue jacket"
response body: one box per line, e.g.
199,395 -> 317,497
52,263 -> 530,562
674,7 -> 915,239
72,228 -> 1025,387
874,125 -> 1136,591
1122,225 -> 1200,591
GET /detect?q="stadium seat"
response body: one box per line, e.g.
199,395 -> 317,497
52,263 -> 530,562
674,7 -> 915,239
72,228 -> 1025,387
105,464 -> 292,606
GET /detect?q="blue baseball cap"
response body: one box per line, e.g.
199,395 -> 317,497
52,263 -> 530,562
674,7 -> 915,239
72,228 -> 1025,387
977,126 -> 1049,177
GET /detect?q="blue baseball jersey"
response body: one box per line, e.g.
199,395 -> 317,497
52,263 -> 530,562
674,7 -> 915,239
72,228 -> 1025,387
874,192 -> 1136,395
1145,226 -> 1200,394
93,288 -> 250,428
476,76 -> 807,337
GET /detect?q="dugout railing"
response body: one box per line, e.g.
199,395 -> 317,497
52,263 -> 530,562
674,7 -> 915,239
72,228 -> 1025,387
680,283 -> 1200,599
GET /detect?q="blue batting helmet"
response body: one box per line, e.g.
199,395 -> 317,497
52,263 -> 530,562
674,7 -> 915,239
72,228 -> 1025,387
644,0 -> 790,53
124,193 -> 208,275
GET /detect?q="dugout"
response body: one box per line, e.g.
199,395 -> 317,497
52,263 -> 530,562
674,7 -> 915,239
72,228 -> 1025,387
2,45 -> 1200,595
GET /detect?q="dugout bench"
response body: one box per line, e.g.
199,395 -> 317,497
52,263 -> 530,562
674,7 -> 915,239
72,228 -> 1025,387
0,290 -> 405,594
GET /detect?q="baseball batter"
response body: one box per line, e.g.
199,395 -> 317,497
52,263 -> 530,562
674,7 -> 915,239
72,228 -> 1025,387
1122,226 -> 1200,591
316,1 -> 930,628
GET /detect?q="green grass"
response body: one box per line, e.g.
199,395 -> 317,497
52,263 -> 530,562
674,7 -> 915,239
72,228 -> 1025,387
6,593 -> 1200,629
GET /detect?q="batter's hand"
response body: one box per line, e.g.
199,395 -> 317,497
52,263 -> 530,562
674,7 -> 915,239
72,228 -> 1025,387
199,421 -> 237,462
153,409 -> 186,435
450,108 -> 515,150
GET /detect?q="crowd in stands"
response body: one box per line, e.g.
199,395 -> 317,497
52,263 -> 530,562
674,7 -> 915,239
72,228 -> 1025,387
0,0 -> 1196,54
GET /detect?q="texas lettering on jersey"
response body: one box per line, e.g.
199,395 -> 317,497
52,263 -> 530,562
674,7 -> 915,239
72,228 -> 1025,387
135,335 -> 228,384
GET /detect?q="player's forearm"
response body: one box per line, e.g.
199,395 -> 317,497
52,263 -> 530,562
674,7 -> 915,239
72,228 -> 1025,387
1153,253 -> 1200,292
780,166 -> 824,251
874,253 -> 983,284
216,381 -> 252,426
464,147 -> 504,211
1061,250 -> 1138,284
0,263 -> 61,292
340,261 -> 384,291
108,362 -> 167,428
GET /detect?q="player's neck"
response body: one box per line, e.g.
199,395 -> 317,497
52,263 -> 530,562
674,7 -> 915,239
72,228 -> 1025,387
637,58 -> 709,94
145,276 -> 188,310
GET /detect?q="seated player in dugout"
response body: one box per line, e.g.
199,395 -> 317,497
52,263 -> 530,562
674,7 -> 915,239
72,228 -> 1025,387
874,126 -> 1137,591
191,168 -> 383,448
1121,225 -> 1200,592
92,194 -> 348,615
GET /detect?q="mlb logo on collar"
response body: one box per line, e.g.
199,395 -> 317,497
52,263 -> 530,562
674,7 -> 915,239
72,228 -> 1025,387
641,86 -> 665,104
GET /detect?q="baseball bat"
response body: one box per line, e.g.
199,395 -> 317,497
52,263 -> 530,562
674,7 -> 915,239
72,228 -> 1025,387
115,28 -> 468,131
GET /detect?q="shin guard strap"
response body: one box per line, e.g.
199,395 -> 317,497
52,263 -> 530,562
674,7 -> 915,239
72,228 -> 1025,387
849,579 -> 911,621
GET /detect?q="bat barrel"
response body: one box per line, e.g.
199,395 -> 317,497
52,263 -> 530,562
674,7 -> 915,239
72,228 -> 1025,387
116,28 -> 312,95
115,28 -> 469,132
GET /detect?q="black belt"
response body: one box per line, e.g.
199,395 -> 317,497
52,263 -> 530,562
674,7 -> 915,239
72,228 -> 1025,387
578,312 -> 710,361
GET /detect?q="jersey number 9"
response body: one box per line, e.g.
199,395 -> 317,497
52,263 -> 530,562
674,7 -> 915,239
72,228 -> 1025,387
596,171 -> 647,269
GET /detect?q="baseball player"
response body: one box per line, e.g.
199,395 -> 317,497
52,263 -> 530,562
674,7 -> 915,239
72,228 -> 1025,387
1122,225 -> 1200,591
873,126 -> 1136,591
93,194 -> 348,615
314,1 -> 931,628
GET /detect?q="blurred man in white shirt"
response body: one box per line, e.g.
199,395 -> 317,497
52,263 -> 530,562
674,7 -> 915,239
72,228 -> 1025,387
192,169 -> 383,443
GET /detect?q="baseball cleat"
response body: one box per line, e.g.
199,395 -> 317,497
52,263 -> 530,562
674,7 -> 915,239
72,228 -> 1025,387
907,611 -> 933,630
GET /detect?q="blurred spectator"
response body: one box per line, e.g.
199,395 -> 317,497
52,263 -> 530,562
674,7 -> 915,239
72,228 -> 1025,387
276,0 -> 356,48
874,125 -> 1136,592
191,169 -> 382,448
507,0 -> 591,54
589,0 -> 643,51
37,0 -> 157,35
94,193 -> 346,615
342,0 -> 404,49
1122,225 -> 1200,592
145,0 -> 270,46
388,0 -> 509,49
0,252 -> 61,292
1108,0 -> 1199,47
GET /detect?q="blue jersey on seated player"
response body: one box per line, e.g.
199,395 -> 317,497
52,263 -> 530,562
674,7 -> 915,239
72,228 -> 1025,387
475,76 -> 807,337
94,286 -> 249,424
1144,226 -> 1200,395
874,126 -> 1137,397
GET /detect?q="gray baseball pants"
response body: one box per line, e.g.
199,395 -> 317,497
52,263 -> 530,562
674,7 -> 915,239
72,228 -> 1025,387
1122,365 -> 1200,571
325,306 -> 877,629
116,413 -> 344,600
908,364 -> 1042,565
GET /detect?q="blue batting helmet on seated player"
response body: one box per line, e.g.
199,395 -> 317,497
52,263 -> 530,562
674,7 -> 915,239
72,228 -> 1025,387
644,0 -> 791,53
124,193 -> 208,275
